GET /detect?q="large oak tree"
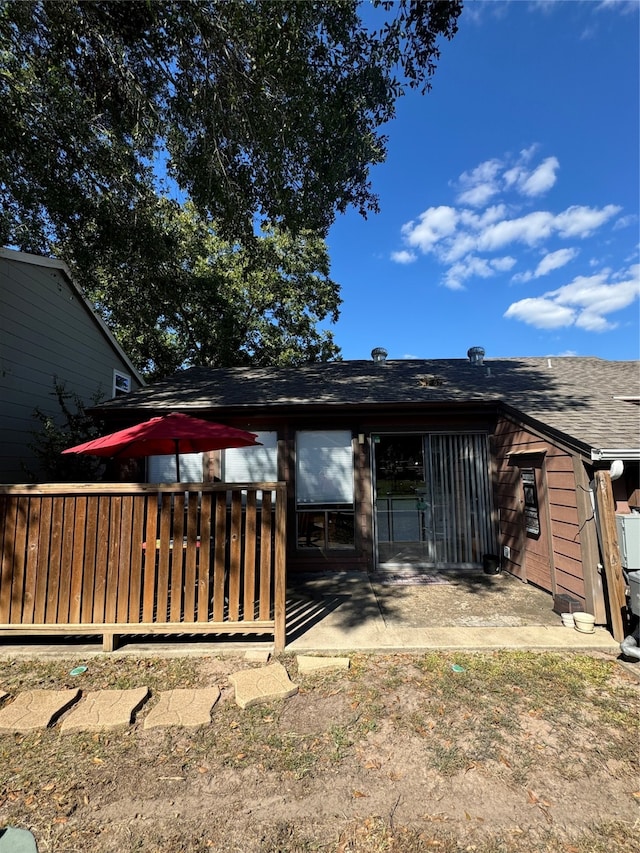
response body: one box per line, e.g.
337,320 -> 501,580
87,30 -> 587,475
0,0 -> 462,373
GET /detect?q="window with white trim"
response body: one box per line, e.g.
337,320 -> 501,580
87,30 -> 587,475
113,369 -> 131,397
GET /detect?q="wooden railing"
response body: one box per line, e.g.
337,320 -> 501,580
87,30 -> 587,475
0,482 -> 287,651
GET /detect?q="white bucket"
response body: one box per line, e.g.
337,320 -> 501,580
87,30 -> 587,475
573,612 -> 596,634
561,613 -> 575,628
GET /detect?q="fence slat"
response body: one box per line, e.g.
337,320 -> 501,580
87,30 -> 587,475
156,494 -> 172,622
128,496 -> 145,623
259,491 -> 273,621
197,492 -> 212,622
116,496 -> 134,623
183,495 -> 199,622
243,491 -> 258,620
33,498 -> 52,623
45,498 -> 64,623
228,491 -> 242,621
69,497 -> 87,624
92,497 -> 111,623
9,496 -> 29,623
0,496 -> 18,623
56,498 -> 75,623
22,499 -> 40,624
105,496 -> 122,623
212,493 -> 227,622
142,495 -> 159,622
169,494 -> 185,623
81,497 -> 99,623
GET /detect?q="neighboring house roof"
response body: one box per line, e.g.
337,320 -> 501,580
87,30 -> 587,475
0,248 -> 145,387
94,356 -> 640,459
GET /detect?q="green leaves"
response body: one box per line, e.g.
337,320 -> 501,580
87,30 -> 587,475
0,1 -> 462,374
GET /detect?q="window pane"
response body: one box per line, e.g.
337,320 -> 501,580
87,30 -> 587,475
296,430 -> 354,504
223,431 -> 277,482
147,453 -> 203,483
326,511 -> 355,549
297,510 -> 355,550
297,512 -> 326,549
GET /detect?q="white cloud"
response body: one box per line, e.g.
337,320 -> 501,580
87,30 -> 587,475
555,204 -> 621,237
596,0 -> 639,13
444,256 -> 495,290
535,247 -> 579,277
520,156 -> 559,196
504,264 -> 640,331
401,205 -> 458,252
492,256 -> 518,272
512,247 -> 578,282
504,297 -> 576,328
614,213 -> 638,230
503,156 -> 559,197
443,255 -> 517,290
391,149 -> 627,303
456,159 -> 502,207
478,211 -> 556,250
390,249 -> 417,264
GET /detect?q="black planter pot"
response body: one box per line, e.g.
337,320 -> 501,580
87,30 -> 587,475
483,554 -> 501,574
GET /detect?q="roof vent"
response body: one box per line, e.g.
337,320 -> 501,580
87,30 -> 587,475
467,346 -> 485,366
371,347 -> 388,364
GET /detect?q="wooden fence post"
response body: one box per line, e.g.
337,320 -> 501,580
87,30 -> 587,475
594,470 -> 627,642
273,485 -> 287,653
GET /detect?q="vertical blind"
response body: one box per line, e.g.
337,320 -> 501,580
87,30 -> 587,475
426,433 -> 493,564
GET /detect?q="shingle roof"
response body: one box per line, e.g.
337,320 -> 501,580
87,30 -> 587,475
96,357 -> 640,454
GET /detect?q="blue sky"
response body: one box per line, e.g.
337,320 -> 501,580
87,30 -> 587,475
327,0 -> 640,363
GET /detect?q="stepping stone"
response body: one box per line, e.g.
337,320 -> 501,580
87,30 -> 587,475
244,649 -> 271,663
143,687 -> 221,729
0,826 -> 38,852
229,662 -> 298,709
297,655 -> 350,674
60,687 -> 149,733
0,689 -> 80,733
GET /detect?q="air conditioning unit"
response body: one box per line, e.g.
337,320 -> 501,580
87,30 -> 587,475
616,514 -> 640,571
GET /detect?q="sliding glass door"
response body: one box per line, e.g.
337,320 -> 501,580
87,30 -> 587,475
373,432 -> 493,570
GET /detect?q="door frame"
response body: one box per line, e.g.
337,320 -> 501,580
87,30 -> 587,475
371,430 -> 495,572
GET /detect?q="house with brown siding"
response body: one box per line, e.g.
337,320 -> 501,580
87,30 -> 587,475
0,249 -> 145,482
92,350 -> 640,626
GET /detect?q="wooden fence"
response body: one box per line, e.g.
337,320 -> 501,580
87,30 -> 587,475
0,482 -> 287,651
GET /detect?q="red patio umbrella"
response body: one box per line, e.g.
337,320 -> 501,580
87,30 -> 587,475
62,412 -> 260,481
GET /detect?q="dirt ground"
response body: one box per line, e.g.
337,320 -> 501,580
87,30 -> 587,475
0,650 -> 638,853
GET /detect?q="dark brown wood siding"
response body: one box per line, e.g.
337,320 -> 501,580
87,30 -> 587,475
492,415 -> 588,606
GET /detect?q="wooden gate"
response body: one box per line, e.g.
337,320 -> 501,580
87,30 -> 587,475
0,482 -> 286,651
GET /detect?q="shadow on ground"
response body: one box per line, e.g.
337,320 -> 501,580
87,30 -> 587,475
286,570 -> 561,636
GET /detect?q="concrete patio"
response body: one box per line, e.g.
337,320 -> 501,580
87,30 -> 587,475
0,570 -> 621,658
284,570 -> 620,653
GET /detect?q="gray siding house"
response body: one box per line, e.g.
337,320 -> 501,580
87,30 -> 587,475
0,248 -> 144,482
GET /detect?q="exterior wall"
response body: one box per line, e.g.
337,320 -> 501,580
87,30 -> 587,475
492,414 -> 598,611
228,408 -> 499,576
0,255 -> 142,482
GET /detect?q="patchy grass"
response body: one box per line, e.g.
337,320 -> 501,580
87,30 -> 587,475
0,651 -> 638,853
